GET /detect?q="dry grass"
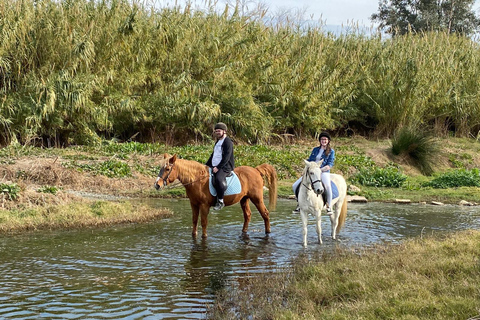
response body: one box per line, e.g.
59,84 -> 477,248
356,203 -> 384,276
209,230 -> 480,320
0,200 -> 172,233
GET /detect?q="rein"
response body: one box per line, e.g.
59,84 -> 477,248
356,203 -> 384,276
157,162 -> 210,189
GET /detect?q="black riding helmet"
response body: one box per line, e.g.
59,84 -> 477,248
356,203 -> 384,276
318,131 -> 331,141
214,122 -> 227,131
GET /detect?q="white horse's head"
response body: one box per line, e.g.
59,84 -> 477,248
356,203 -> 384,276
303,160 -> 324,195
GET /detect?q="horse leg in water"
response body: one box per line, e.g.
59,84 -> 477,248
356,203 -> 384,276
190,203 -> 210,238
300,209 -> 309,247
250,196 -> 271,234
199,204 -> 210,238
314,209 -> 323,244
190,202 -> 200,238
330,201 -> 341,240
240,197 -> 252,233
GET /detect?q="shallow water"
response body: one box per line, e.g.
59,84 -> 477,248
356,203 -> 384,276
0,199 -> 479,319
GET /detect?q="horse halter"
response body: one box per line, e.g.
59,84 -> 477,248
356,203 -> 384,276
303,167 -> 323,195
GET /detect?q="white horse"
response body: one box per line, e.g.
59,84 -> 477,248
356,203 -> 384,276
298,160 -> 348,247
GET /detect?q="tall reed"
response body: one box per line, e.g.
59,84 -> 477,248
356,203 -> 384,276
1,0 -> 480,145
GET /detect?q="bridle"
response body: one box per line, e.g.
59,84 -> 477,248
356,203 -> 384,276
155,162 -> 210,189
302,166 -> 323,195
157,162 -> 175,188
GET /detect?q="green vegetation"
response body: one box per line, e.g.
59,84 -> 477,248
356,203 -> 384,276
64,159 -> 132,178
209,230 -> 480,319
423,168 -> 480,188
37,185 -> 60,195
352,164 -> 407,187
0,183 -> 21,200
2,0 -> 480,146
391,128 -> 436,175
372,0 -> 479,36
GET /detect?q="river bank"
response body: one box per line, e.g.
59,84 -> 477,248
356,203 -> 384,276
0,137 -> 479,232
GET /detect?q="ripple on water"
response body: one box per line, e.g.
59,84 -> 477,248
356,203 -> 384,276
0,200 -> 479,319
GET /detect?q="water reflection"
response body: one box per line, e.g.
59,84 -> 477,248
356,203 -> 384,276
0,199 -> 479,319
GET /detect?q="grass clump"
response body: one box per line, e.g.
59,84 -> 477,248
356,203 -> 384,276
391,128 -> 437,175
208,230 -> 480,320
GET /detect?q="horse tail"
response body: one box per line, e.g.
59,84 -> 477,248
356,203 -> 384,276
336,196 -> 348,234
255,163 -> 278,211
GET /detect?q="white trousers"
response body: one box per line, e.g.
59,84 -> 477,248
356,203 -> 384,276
292,172 -> 332,206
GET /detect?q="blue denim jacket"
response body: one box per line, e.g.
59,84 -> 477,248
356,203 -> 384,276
307,147 -> 335,171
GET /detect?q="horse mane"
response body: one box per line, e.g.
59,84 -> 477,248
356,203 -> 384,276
175,158 -> 209,183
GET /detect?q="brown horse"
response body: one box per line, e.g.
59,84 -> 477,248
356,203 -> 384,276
155,154 -> 277,239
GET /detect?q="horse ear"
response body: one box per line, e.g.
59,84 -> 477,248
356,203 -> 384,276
163,153 -> 171,159
304,159 -> 309,165
170,154 -> 177,163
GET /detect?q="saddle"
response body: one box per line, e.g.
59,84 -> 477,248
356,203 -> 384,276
208,169 -> 242,196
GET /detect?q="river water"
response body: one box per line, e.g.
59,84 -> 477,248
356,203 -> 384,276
1,199 -> 479,319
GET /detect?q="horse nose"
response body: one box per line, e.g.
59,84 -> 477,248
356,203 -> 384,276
315,188 -> 323,195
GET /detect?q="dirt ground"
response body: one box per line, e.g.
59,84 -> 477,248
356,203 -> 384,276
0,156 -> 159,210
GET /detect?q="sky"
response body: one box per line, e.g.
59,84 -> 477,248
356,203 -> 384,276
265,0 -> 480,26
159,0 -> 480,29
260,0 -> 380,26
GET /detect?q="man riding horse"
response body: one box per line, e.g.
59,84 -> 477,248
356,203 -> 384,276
205,122 -> 235,210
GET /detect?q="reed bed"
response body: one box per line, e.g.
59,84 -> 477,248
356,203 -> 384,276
1,0 -> 480,146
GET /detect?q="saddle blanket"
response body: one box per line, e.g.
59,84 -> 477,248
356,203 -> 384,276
320,181 -> 339,205
208,169 -> 242,197
331,181 -> 339,200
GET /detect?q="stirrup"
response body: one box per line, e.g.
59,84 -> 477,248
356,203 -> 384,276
292,205 -> 300,214
326,207 -> 333,215
214,201 -> 225,210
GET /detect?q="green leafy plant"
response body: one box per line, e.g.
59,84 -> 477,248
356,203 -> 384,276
422,168 -> 480,188
352,165 -> 407,187
0,183 -> 21,200
37,185 -> 60,195
64,160 -> 131,178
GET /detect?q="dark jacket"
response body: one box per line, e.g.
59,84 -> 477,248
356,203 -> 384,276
307,146 -> 335,172
206,136 -> 235,172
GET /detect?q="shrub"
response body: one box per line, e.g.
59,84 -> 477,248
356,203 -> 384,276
352,165 -> 407,187
422,168 -> 480,188
64,159 -> 132,178
391,128 -> 436,176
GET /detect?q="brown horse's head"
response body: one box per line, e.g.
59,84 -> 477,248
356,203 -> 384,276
154,154 -> 178,190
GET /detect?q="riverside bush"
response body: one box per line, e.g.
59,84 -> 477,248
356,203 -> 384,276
423,168 -> 480,188
353,165 -> 407,187
64,160 -> 132,178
